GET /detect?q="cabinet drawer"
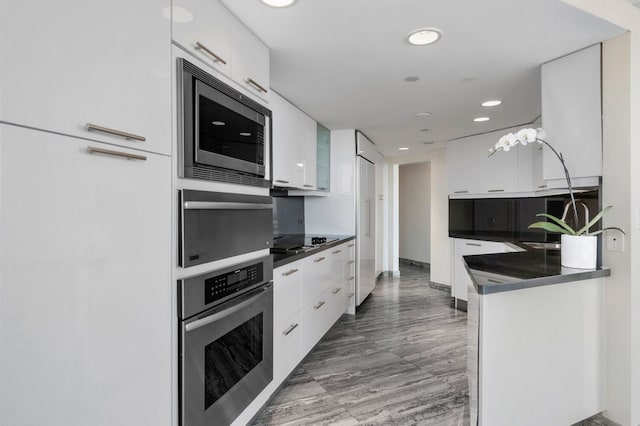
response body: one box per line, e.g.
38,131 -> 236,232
300,251 -> 332,307
300,290 -> 333,356
274,312 -> 301,385
273,262 -> 302,328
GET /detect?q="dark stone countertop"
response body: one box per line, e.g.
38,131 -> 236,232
464,249 -> 610,295
272,234 -> 355,269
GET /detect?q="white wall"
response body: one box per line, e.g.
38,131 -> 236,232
561,2 -> 640,425
399,162 -> 431,263
388,148 -> 449,285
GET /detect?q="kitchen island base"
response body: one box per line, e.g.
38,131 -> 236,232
469,277 -> 605,426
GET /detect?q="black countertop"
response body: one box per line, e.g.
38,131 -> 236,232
272,234 -> 355,268
464,249 -> 610,295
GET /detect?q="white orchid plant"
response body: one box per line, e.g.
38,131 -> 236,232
489,128 -> 624,236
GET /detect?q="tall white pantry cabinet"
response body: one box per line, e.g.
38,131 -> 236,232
0,1 -> 172,425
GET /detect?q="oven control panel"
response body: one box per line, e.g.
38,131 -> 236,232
204,263 -> 263,305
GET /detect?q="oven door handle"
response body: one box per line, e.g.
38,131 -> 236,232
183,201 -> 273,210
185,285 -> 270,332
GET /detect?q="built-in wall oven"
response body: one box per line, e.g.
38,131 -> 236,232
177,58 -> 271,187
179,256 -> 273,426
178,189 -> 273,268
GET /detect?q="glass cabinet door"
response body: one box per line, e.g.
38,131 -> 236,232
316,124 -> 331,191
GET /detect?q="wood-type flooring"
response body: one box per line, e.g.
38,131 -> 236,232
252,264 -> 615,426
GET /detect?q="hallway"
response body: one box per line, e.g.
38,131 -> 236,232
253,265 -> 469,425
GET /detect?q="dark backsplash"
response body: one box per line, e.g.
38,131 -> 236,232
449,191 -> 600,243
272,194 -> 305,236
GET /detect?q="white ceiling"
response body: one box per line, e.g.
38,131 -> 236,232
220,0 -> 623,158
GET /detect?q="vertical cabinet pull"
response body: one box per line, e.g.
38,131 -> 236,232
245,78 -> 268,94
86,123 -> 146,142
194,41 -> 227,64
87,147 -> 147,161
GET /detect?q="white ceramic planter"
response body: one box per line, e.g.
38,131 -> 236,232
561,234 -> 597,269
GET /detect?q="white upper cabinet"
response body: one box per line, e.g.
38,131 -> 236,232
172,0 -> 270,102
271,91 -> 317,189
172,0 -> 233,76
541,44 -> 602,184
447,128 -> 520,196
0,0 -> 171,155
230,22 -> 270,101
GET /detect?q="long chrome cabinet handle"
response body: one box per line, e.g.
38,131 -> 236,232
348,244 -> 355,248
186,286 -> 269,332
314,257 -> 326,263
314,301 -> 325,310
488,189 -> 505,193
275,179 -> 290,184
88,146 -> 146,161
332,288 -> 342,294
303,184 -> 314,188
332,250 -> 342,254
453,190 -> 468,194
183,201 -> 273,210
245,78 -> 268,93
194,41 -> 227,64
282,323 -> 299,336
86,123 -> 145,142
282,268 -> 299,277
466,243 -> 482,247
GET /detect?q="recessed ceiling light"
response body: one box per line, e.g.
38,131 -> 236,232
416,112 -> 432,117
261,0 -> 296,7
399,147 -> 409,151
482,100 -> 502,107
407,28 -> 443,46
212,121 -> 226,126
473,117 -> 491,122
404,76 -> 420,82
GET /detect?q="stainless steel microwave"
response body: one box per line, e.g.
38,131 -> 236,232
177,58 -> 272,187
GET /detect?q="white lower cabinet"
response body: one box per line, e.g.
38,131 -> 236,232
271,241 -> 353,386
452,238 -> 519,303
274,312 -> 301,385
0,124 -> 171,426
300,288 -> 333,356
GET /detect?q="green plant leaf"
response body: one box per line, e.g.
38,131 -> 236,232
528,221 -> 572,234
576,205 -> 613,235
533,213 -> 576,235
587,226 -> 626,236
